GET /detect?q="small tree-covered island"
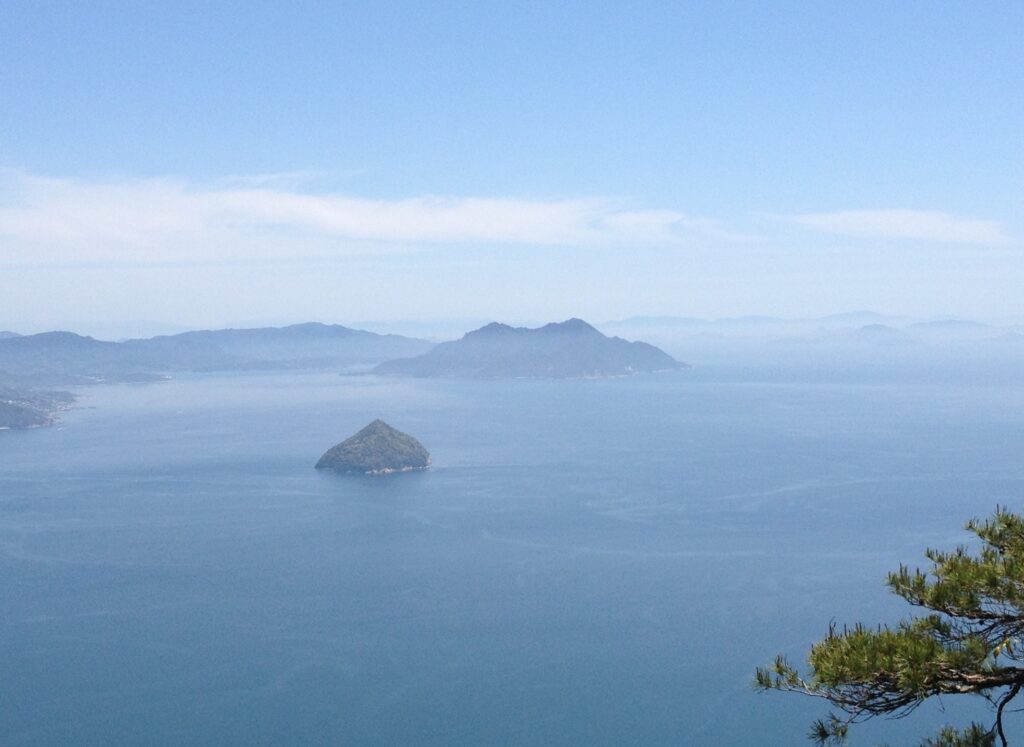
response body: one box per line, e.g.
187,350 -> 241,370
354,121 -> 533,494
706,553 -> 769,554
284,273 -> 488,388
315,420 -> 431,475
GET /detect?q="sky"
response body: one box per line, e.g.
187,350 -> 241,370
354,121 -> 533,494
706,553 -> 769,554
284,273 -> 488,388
1,1 -> 1022,336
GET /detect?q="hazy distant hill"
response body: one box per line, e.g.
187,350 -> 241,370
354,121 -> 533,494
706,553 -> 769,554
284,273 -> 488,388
123,322 -> 433,371
909,319 -> 991,331
596,311 -> 1024,383
0,331 -> 20,339
905,320 -> 997,341
0,323 -> 434,384
815,311 -> 893,324
374,318 -> 687,378
0,332 -> 132,382
604,311 -> 905,334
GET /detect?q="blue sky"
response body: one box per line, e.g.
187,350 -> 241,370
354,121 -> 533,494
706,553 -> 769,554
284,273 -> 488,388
1,1 -> 1022,334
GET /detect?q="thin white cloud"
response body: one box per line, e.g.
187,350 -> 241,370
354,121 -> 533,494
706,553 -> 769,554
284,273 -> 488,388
783,209 -> 1008,245
0,171 -> 736,265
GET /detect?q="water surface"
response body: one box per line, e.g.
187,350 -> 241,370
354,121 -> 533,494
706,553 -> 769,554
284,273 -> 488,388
2,371 -> 1022,745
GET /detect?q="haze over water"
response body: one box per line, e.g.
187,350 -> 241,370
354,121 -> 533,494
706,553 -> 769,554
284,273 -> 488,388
2,367 -> 1020,745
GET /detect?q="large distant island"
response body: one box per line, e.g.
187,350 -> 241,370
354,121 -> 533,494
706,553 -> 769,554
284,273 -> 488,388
0,322 -> 434,431
373,318 -> 688,378
315,420 -> 431,475
0,323 -> 433,385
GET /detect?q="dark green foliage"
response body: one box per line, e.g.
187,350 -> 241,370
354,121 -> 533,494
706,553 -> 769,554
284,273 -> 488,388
756,508 -> 1024,746
919,724 -> 995,747
315,419 -> 431,474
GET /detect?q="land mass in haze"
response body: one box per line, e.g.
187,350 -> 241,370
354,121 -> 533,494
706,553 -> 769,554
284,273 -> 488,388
373,318 -> 688,378
316,420 -> 431,474
0,384 -> 75,429
0,323 -> 433,385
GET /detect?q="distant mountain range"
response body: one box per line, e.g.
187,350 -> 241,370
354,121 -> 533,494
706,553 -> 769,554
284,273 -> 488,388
374,318 -> 687,378
0,318 -> 688,427
4,312 -> 1018,426
601,312 -> 1024,349
125,322 -> 432,371
603,311 -> 900,330
602,312 -> 1024,333
0,323 -> 433,384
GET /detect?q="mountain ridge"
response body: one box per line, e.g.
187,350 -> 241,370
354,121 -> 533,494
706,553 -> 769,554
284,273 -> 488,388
374,318 -> 687,378
0,323 -> 434,383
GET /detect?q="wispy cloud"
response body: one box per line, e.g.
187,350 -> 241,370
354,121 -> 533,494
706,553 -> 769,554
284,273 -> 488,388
782,209 -> 1009,245
0,171 -> 738,265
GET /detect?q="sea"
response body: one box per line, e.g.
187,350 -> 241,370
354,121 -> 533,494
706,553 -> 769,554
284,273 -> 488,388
2,368 -> 1022,745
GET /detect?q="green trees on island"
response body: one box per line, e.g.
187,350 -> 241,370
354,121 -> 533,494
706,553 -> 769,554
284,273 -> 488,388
756,508 -> 1024,746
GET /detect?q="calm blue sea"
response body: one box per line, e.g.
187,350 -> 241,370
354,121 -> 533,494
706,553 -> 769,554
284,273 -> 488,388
2,371 -> 1023,745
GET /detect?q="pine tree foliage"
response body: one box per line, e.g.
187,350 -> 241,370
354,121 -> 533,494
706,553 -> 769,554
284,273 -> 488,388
918,724 -> 995,746
756,508 -> 1024,746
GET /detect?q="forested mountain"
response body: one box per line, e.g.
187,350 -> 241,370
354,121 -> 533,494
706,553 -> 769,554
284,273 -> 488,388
374,318 -> 687,378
